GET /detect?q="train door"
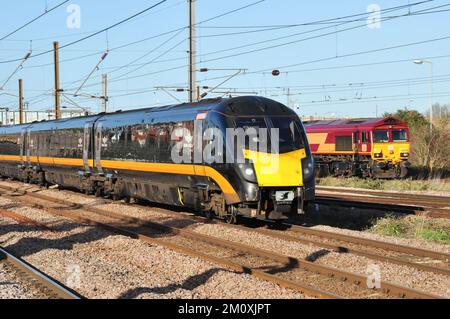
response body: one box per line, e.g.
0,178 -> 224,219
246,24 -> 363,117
19,128 -> 26,166
94,121 -> 104,175
360,131 -> 371,154
353,130 -> 359,155
193,112 -> 207,177
25,128 -> 31,166
82,122 -> 93,174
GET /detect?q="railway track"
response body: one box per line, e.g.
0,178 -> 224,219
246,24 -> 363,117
0,184 -> 445,299
315,186 -> 450,219
110,200 -> 450,276
0,246 -> 82,299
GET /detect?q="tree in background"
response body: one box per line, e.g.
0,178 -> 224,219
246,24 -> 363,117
384,104 -> 450,177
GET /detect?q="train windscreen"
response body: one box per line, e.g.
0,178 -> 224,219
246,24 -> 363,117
392,129 -> 408,142
270,117 -> 305,153
374,130 -> 389,143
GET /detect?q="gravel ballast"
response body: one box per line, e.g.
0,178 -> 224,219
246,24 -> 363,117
0,196 -> 306,299
1,180 -> 449,298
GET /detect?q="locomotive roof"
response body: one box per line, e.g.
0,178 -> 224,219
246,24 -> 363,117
303,117 -> 408,129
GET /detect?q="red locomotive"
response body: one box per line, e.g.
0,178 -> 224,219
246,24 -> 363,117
304,117 -> 411,178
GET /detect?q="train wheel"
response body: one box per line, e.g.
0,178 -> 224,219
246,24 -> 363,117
225,206 -> 238,224
95,187 -> 103,198
204,210 -> 214,220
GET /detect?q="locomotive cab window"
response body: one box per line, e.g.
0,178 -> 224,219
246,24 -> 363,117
374,130 -> 389,143
392,129 -> 408,142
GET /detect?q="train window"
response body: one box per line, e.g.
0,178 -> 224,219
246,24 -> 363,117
374,130 -> 389,143
361,132 -> 368,143
270,117 -> 304,153
392,129 -> 408,142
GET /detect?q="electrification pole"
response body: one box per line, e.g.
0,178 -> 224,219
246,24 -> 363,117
53,41 -> 61,120
188,0 -> 196,103
18,79 -> 23,124
102,74 -> 108,113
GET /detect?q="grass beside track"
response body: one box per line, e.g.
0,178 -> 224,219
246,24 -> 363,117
317,177 -> 450,194
369,215 -> 450,245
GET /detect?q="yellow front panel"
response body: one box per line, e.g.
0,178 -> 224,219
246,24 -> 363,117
243,149 -> 307,187
372,142 -> 410,164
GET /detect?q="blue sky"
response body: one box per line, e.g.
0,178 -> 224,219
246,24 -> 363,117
0,0 -> 449,118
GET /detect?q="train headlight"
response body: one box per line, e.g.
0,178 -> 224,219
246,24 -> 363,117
301,156 -> 315,183
401,152 -> 410,158
374,153 -> 383,158
245,168 -> 254,176
238,163 -> 257,183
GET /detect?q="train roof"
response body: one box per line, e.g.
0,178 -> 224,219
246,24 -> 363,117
0,96 -> 297,132
303,117 -> 408,130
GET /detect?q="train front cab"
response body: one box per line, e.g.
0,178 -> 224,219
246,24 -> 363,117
371,123 -> 411,178
209,110 -> 315,221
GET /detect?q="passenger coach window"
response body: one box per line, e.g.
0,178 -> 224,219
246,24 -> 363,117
374,130 -> 389,143
392,129 -> 408,142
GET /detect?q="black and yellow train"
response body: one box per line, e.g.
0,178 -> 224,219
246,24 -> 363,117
0,96 -> 315,222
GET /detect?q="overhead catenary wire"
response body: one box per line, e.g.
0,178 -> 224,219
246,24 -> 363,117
195,0 -> 436,38
66,1 -> 449,91
0,0 -> 69,41
298,91 -> 450,107
195,3 -> 450,66
0,0 -> 168,64
19,0 -> 268,69
86,0 -> 439,73
0,51 -> 32,90
73,51 -> 109,96
198,33 -> 450,84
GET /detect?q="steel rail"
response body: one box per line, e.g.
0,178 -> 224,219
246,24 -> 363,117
283,222 -> 450,262
0,188 -> 442,299
316,186 -> 450,205
0,246 -> 82,299
110,203 -> 450,276
315,195 -> 450,219
0,191 -> 339,299
0,183 -> 448,261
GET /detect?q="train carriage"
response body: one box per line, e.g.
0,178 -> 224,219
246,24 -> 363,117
0,96 -> 315,222
304,117 -> 411,179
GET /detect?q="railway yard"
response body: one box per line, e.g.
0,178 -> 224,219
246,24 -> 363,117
0,178 -> 448,299
1,0 -> 450,307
